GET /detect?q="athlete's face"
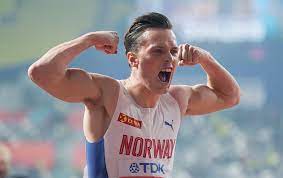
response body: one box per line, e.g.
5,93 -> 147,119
132,28 -> 178,94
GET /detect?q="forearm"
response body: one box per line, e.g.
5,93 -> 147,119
28,33 -> 94,84
200,55 -> 240,100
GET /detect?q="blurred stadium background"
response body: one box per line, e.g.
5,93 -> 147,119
0,0 -> 282,177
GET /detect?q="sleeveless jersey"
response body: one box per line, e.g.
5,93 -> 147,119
84,81 -> 182,178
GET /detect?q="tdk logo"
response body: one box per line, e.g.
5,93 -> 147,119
129,162 -> 165,174
129,163 -> 140,173
140,162 -> 165,174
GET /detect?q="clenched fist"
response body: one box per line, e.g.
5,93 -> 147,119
85,31 -> 119,54
177,44 -> 212,66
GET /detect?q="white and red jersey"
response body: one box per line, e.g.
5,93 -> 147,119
84,81 -> 182,178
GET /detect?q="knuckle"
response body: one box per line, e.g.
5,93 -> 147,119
112,32 -> 118,36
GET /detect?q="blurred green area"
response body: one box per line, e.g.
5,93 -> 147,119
0,0 -> 96,67
0,0 -> 132,68
0,0 -> 14,14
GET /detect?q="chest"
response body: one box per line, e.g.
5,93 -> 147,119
114,107 -> 179,139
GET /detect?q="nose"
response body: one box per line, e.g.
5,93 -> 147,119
165,53 -> 178,66
165,52 -> 174,63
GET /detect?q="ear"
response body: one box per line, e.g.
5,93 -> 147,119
127,52 -> 139,68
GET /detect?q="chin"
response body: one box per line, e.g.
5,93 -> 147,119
160,89 -> 169,94
153,84 -> 170,95
145,79 -> 171,95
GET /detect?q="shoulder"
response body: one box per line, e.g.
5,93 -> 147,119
169,85 -> 193,116
89,73 -> 120,94
88,73 -> 120,116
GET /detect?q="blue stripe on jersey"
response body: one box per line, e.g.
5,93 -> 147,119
86,138 -> 108,178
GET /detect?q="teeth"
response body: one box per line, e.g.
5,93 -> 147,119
161,68 -> 172,72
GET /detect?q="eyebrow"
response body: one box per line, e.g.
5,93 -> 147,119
150,45 -> 178,49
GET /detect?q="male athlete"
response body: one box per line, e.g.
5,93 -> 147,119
28,12 -> 240,178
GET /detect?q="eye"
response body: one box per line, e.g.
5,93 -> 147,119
153,49 -> 163,53
170,49 -> 178,56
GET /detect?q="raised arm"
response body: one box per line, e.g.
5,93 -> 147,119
28,31 -> 119,103
170,44 -> 240,116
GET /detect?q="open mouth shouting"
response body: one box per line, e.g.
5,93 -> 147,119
158,68 -> 173,83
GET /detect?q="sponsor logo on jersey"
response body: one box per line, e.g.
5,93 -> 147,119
119,135 -> 176,159
129,162 -> 166,174
129,163 -> 140,173
118,113 -> 142,129
164,120 -> 174,131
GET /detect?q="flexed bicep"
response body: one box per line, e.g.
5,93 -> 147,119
37,68 -> 101,103
170,84 -> 236,116
185,84 -> 235,115
28,31 -> 120,103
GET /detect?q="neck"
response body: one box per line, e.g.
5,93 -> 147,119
124,76 -> 160,108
